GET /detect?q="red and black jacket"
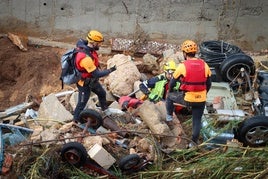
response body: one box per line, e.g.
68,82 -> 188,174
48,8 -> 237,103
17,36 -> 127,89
75,49 -> 98,79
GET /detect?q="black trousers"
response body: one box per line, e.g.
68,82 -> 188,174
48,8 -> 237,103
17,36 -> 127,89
73,80 -> 107,121
166,91 -> 206,143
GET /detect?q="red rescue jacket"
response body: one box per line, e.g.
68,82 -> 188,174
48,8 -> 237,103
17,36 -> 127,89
180,59 -> 207,91
75,50 -> 99,79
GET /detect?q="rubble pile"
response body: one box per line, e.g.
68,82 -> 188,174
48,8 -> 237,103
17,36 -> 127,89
1,34 -> 268,178
0,46 -> 188,178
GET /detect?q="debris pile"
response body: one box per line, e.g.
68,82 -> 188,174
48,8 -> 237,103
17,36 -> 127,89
0,40 -> 188,178
1,34 -> 268,178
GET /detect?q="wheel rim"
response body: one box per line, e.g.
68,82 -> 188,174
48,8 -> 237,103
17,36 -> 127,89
64,149 -> 81,165
226,63 -> 252,81
245,126 -> 268,145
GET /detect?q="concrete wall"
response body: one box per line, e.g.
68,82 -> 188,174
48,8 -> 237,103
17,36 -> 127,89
0,0 -> 267,51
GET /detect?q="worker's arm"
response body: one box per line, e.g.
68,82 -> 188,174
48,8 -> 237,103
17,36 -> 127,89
168,77 -> 177,92
205,63 -> 212,92
139,75 -> 164,95
91,65 -> 116,78
80,57 -> 116,78
169,63 -> 185,92
206,76 -> 212,93
139,82 -> 150,95
91,68 -> 112,78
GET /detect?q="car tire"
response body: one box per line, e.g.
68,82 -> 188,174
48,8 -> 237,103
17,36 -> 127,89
258,85 -> 268,93
79,109 -> 103,129
118,154 -> 141,171
219,53 -> 255,82
236,116 -> 268,147
61,142 -> 88,167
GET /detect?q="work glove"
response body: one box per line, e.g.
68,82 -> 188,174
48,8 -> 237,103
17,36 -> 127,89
140,94 -> 148,101
109,65 -> 117,73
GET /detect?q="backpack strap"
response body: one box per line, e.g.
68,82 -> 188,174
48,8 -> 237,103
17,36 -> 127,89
75,47 -> 93,58
73,47 -> 93,70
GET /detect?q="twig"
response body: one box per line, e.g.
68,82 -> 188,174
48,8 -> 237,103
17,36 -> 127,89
254,167 -> 268,179
18,129 -> 191,146
182,148 -> 220,165
259,61 -> 268,70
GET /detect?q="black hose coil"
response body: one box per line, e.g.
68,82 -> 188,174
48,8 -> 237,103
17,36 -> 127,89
199,40 -> 243,65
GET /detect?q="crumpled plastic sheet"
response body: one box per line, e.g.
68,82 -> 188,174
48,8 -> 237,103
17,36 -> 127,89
1,124 -> 33,146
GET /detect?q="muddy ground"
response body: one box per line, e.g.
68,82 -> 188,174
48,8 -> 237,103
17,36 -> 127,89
0,36 -> 117,110
0,36 -> 62,110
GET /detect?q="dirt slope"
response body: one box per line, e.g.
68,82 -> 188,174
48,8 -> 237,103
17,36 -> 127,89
0,36 -> 64,110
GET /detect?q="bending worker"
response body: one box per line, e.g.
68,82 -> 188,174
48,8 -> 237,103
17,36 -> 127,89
165,40 -> 211,147
139,60 -> 180,103
73,30 -> 116,124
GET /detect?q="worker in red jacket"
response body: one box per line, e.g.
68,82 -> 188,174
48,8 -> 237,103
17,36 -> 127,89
166,40 -> 212,147
73,30 -> 116,123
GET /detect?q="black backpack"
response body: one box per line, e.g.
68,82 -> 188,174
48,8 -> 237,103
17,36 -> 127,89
60,48 -> 90,89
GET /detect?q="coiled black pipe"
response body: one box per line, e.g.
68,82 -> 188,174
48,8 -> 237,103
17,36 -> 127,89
199,40 -> 243,66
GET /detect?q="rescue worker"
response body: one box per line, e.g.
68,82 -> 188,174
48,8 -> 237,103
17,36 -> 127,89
73,30 -> 117,123
139,60 -> 180,103
165,40 -> 212,147
117,62 -> 178,112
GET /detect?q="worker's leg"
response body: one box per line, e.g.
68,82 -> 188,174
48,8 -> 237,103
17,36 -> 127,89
91,81 -> 108,111
73,85 -> 91,121
166,93 -> 175,121
166,91 -> 186,121
191,102 -> 206,143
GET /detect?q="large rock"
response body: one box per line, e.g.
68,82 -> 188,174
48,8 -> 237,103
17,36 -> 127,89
142,53 -> 159,74
69,92 -> 99,111
40,128 -> 60,146
38,93 -> 73,126
104,54 -> 141,96
135,100 -> 184,148
162,49 -> 184,63
135,100 -> 171,135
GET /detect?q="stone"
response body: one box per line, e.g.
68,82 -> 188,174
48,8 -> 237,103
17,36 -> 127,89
88,143 -> 116,169
104,54 -> 141,96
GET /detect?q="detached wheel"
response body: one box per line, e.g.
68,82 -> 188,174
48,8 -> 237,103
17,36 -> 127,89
236,116 -> 268,147
220,53 -> 255,82
119,154 -> 141,171
79,109 -> 103,129
61,142 -> 88,167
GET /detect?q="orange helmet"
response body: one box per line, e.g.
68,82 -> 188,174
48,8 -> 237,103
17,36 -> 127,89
86,30 -> 104,43
181,40 -> 198,53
